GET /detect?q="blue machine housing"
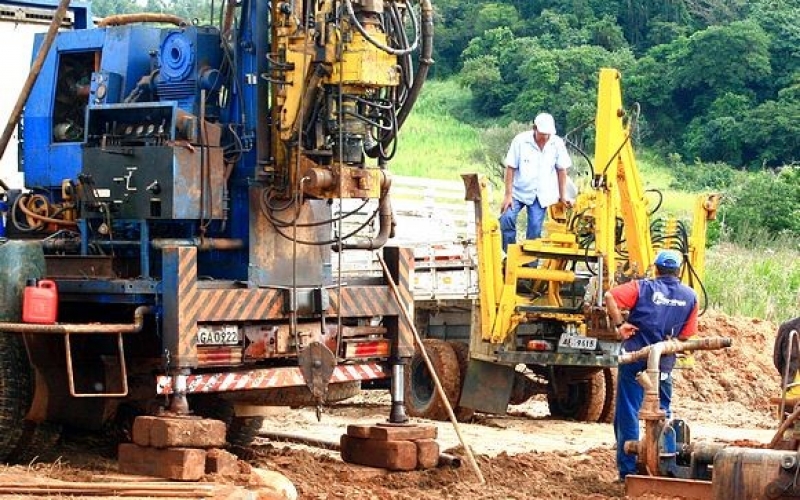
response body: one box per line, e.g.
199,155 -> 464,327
24,26 -> 161,189
155,26 -> 224,120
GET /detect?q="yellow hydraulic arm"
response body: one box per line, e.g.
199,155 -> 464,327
594,68 -> 654,286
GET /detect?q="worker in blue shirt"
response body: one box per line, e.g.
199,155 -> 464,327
604,249 -> 699,482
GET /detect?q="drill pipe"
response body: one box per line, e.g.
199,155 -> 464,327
618,337 -> 732,365
621,336 -> 732,476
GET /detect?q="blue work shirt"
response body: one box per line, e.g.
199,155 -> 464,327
611,276 -> 698,372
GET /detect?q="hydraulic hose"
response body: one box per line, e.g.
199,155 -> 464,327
97,13 -> 188,27
365,0 -> 434,157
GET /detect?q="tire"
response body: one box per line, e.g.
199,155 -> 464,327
404,339 -> 461,421
190,395 -> 262,447
598,368 -> 618,424
448,342 -> 475,422
10,421 -> 62,464
0,333 -> 35,463
547,369 -> 606,423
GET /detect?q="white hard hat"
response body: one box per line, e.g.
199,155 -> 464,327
534,113 -> 557,135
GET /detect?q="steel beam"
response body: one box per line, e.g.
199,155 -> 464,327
625,475 -> 712,499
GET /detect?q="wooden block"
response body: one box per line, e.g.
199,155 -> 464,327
206,448 -> 240,476
346,424 -> 373,439
118,443 -> 207,481
131,416 -> 226,448
415,439 -> 439,469
372,423 -> 437,441
348,423 -> 437,441
131,416 -> 156,447
340,435 -> 417,471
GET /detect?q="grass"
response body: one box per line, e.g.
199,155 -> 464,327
391,80 -> 486,181
704,242 -> 800,324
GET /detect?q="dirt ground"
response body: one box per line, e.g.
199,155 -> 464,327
0,310 -> 788,499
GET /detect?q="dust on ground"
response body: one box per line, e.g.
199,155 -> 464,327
0,309 -> 788,499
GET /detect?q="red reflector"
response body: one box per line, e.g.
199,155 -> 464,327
526,340 -> 552,351
346,340 -> 390,358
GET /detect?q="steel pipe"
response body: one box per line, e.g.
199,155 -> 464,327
151,238 -> 244,251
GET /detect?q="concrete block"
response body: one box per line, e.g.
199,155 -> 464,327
415,439 -> 439,469
340,435 -> 417,471
131,416 -> 226,448
206,448 -> 240,476
118,443 -> 207,481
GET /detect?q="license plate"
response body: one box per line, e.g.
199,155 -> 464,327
197,325 -> 239,345
558,334 -> 597,350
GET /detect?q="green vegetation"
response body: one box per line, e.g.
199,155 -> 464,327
391,80 -> 485,180
436,0 -> 800,171
705,243 -> 800,323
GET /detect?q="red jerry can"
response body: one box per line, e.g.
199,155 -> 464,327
23,279 -> 58,324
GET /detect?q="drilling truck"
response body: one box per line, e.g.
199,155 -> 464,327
0,0 -> 432,461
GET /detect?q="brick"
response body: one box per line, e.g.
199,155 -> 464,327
118,443 -> 207,481
131,416 -> 226,448
415,439 -> 439,470
340,435 -> 417,471
347,423 -> 438,441
206,448 -> 240,476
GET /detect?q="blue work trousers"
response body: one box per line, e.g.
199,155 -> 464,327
614,362 -> 673,479
499,198 -> 546,252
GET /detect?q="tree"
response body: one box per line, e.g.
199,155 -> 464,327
674,21 -> 771,101
682,93 -> 753,164
748,1 -> 800,93
91,0 -> 141,17
739,98 -> 800,168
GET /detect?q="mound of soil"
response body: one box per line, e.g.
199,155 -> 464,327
674,309 -> 781,414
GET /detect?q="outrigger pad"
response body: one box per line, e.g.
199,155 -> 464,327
459,359 -> 515,415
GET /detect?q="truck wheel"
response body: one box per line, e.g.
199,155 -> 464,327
0,333 -> 35,463
190,396 -> 263,447
448,342 -> 475,422
598,368 -> 618,424
405,339 -> 461,421
547,369 -> 606,422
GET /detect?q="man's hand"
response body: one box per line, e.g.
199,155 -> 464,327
559,196 -> 573,209
615,322 -> 638,340
501,194 -> 513,213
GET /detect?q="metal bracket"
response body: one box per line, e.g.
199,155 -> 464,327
298,341 -> 335,401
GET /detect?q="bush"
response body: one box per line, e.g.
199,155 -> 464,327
718,167 -> 800,245
669,155 -> 742,191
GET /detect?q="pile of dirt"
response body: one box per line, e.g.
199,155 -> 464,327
251,444 -> 624,500
673,309 -> 780,416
